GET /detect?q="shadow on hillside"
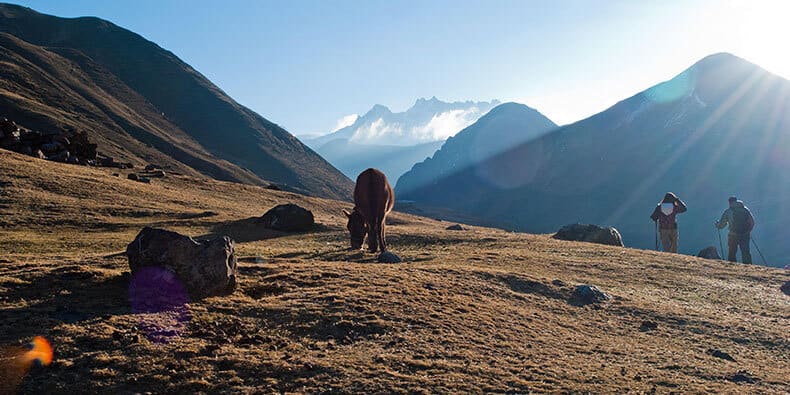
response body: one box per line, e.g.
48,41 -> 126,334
203,217 -> 339,243
0,264 -> 131,343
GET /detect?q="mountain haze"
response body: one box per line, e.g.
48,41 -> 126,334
0,3 -> 351,199
315,138 -> 444,182
308,97 -> 500,148
398,54 -> 790,266
305,97 -> 500,180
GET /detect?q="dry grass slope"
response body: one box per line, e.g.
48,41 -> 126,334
1,149 -> 788,393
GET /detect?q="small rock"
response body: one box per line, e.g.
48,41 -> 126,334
266,184 -> 282,191
639,321 -> 658,332
728,370 -> 757,384
446,224 -> 466,231
571,284 -> 611,306
707,348 -> 735,362
377,251 -> 402,263
780,281 -> 790,296
551,279 -> 567,287
128,173 -> 139,181
144,164 -> 162,171
697,246 -> 721,260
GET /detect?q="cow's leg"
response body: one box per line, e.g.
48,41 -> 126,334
379,219 -> 387,252
368,220 -> 379,253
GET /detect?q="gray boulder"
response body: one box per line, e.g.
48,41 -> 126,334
697,246 -> 721,260
553,224 -> 624,246
258,203 -> 314,232
781,281 -> 790,296
571,284 -> 611,306
126,227 -> 238,299
446,224 -> 467,231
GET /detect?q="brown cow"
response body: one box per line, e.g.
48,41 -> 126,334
344,168 -> 395,252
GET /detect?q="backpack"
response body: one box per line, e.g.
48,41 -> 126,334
730,206 -> 753,234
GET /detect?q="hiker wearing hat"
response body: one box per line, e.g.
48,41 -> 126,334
716,196 -> 754,264
650,192 -> 687,253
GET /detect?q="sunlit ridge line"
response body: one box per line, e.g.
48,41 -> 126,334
604,67 -> 764,226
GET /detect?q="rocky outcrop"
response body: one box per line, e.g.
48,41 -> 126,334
1,117 -> 97,164
553,224 -> 624,247
126,227 -> 237,299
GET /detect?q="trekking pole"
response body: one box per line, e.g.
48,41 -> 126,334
654,220 -> 659,251
716,226 -> 724,259
750,236 -> 768,266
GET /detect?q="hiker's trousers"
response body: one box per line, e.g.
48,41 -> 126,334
728,233 -> 752,264
660,228 -> 678,253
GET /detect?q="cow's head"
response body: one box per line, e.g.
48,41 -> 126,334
344,208 -> 367,250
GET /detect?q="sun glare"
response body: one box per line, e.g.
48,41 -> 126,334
731,0 -> 790,78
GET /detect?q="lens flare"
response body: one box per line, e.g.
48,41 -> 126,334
0,336 -> 53,392
128,266 -> 192,343
23,336 -> 53,366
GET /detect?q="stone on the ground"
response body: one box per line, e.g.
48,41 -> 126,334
697,246 -> 721,259
781,281 -> 790,296
446,224 -> 466,231
553,223 -> 624,246
126,227 -> 238,299
571,284 -> 611,305
728,370 -> 757,384
377,251 -> 402,263
258,203 -> 314,231
639,321 -> 658,332
707,348 -> 735,362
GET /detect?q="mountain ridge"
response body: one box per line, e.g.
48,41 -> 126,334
396,102 -> 558,194
397,53 -> 790,266
0,2 -> 352,199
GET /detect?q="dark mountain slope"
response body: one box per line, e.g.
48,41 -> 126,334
398,54 -> 790,266
0,3 -> 351,199
396,102 -> 558,196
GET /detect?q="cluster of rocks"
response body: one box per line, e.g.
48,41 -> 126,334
0,117 -> 132,168
128,167 -> 166,184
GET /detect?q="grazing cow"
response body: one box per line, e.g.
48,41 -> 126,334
344,168 -> 395,252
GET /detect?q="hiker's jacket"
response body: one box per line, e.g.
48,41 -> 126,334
650,199 -> 687,229
717,201 -> 754,235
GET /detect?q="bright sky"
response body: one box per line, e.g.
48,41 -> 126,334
10,0 -> 790,135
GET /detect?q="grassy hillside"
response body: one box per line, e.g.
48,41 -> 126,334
0,3 -> 353,200
1,149 -> 788,393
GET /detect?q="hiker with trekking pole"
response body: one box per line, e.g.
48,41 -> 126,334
650,192 -> 687,253
716,196 -> 756,264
